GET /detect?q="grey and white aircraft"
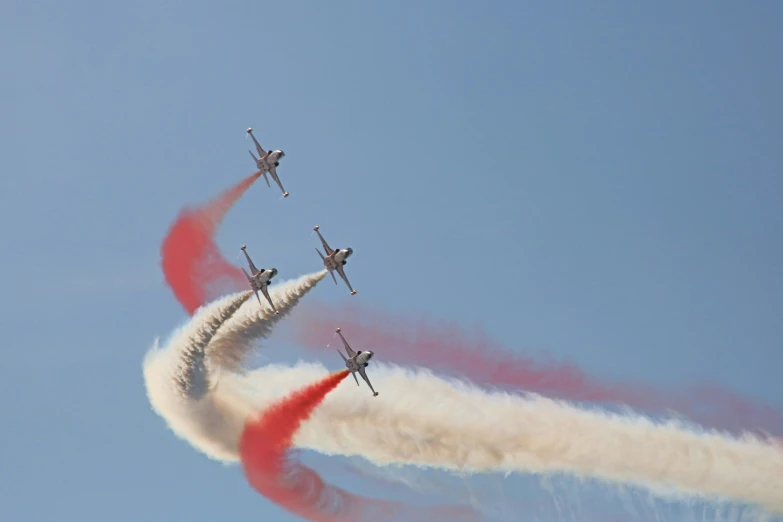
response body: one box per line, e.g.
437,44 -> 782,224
240,244 -> 280,314
335,328 -> 378,396
313,225 -> 357,295
246,127 -> 288,198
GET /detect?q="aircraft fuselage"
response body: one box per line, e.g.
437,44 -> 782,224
247,269 -> 276,292
255,150 -> 284,172
345,351 -> 374,371
324,248 -> 353,270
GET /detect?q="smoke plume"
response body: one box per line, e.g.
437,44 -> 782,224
144,289 -> 783,516
289,303 -> 783,436
229,363 -> 783,515
143,272 -> 325,461
239,370 -> 479,521
160,173 -> 260,314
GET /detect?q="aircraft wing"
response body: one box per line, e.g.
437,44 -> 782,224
248,129 -> 267,157
259,284 -> 278,314
336,264 -> 356,295
336,329 -> 357,358
242,248 -> 261,275
358,365 -> 378,396
251,288 -> 263,307
269,166 -> 288,197
314,227 -> 335,256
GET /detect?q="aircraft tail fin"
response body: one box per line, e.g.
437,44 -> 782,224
241,267 -> 253,283
316,248 -> 337,284
352,371 -> 360,386
262,172 -> 270,187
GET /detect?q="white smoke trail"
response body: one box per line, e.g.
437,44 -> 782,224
143,271 -> 326,461
144,274 -> 783,516
222,363 -> 783,515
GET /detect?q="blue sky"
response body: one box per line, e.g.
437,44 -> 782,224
1,1 -> 781,521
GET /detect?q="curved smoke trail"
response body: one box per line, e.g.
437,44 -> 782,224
144,272 -> 325,461
145,270 -> 479,520
289,302 -> 783,436
153,175 -> 782,517
154,175 -> 474,519
160,172 -> 260,314
156,172 -> 782,439
159,178 -> 782,439
240,370 -> 479,522
227,363 -> 783,516
145,288 -> 783,516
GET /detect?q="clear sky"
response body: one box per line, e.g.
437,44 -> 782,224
1,1 -> 781,521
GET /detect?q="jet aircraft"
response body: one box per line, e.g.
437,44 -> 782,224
240,244 -> 279,314
313,225 -> 357,295
335,328 -> 378,396
247,127 -> 288,198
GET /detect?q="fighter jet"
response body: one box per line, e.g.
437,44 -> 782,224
335,328 -> 378,396
246,127 -> 288,198
313,225 -> 357,295
240,244 -> 280,314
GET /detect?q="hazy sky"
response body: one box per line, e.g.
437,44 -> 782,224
1,1 -> 781,521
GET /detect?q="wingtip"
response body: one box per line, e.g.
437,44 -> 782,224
336,327 -> 341,333
283,192 -> 289,197
351,290 -> 357,295
314,225 -> 320,231
241,244 -> 246,250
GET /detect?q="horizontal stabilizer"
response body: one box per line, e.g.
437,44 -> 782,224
241,267 -> 252,282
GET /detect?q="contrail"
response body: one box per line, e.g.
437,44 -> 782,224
227,362 -> 783,516
289,302 -> 783,436
342,463 -> 783,522
160,172 -> 260,315
146,280 -> 783,516
202,270 -> 328,375
145,271 -> 476,521
143,271 -> 325,461
240,370 -> 480,522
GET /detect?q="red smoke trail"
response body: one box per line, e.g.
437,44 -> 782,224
239,370 -> 479,522
161,173 -> 260,314
290,303 -> 783,436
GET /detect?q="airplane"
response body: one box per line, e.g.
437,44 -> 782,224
246,127 -> 288,198
313,225 -> 357,295
240,244 -> 280,314
335,328 -> 378,396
